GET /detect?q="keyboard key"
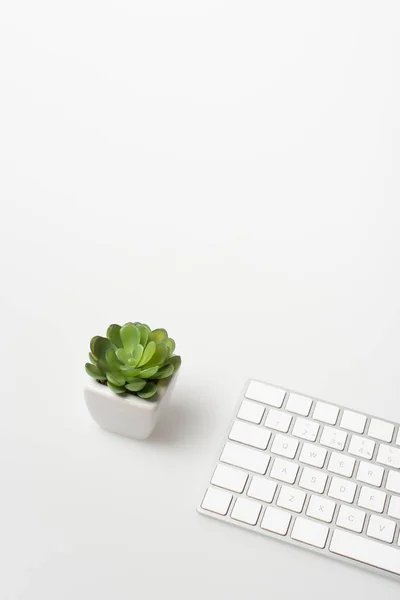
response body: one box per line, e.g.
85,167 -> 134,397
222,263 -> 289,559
328,477 -> 357,503
340,410 -> 366,434
388,496 -> 400,520
327,452 -> 355,478
220,442 -> 270,474
277,486 -> 306,513
368,418 -> 394,442
376,444 -> 400,469
264,409 -> 292,433
356,461 -> 384,487
261,507 -> 291,535
348,435 -> 375,460
270,434 -> 299,459
306,495 -> 336,523
299,443 -> 327,468
237,399 -> 265,424
357,486 -> 386,513
367,515 -> 396,544
329,530 -> 400,576
231,497 -> 261,525
292,418 -> 319,442
396,429 -> 400,446
229,420 -> 271,450
291,517 -> 329,549
286,393 -> 312,416
299,467 -> 327,494
245,381 -> 285,407
319,426 -> 347,451
202,487 -> 232,515
386,470 -> 400,494
247,477 -> 277,503
270,458 -> 299,484
313,402 -> 339,425
211,464 -> 248,493
336,505 -> 365,533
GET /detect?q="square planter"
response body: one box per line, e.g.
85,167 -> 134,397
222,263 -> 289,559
84,373 -> 178,440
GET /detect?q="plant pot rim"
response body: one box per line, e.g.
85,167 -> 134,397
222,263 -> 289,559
85,375 -> 176,413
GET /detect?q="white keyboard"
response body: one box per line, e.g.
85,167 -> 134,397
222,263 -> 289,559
198,380 -> 400,580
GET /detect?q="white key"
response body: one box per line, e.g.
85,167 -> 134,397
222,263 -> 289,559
340,409 -> 366,433
368,418 -> 394,442
367,515 -> 396,544
348,435 -> 375,460
286,393 -> 312,416
330,530 -> 400,576
247,477 -> 277,503
328,477 -> 357,503
270,434 -> 299,459
220,442 -> 270,474
299,467 -> 327,494
245,381 -> 285,407
261,507 -> 291,535
386,470 -> 400,494
327,452 -> 355,478
320,426 -> 347,451
231,497 -> 261,525
299,443 -> 327,468
237,399 -> 265,424
306,495 -> 336,523
313,401 -> 339,425
201,487 -> 232,515
388,496 -> 400,520
397,429 -> 400,446
264,409 -> 292,433
291,517 -> 329,549
376,444 -> 400,469
292,418 -> 319,442
211,464 -> 248,493
229,420 -> 271,450
336,505 -> 365,533
277,486 -> 306,513
358,485 -> 386,513
270,458 -> 299,484
356,461 -> 384,487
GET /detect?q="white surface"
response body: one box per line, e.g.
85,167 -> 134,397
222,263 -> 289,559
0,0 -> 400,598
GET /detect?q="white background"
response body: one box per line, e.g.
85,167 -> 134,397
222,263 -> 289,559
1,1 -> 400,598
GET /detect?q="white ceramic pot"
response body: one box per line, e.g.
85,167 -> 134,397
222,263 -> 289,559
84,373 -> 178,440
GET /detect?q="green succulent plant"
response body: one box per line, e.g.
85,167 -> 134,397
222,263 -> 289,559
85,322 -> 181,400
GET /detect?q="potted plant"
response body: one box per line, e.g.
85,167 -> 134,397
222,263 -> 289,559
84,322 -> 181,440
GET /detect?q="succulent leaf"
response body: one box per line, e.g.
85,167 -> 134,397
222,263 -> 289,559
144,342 -> 169,368
154,363 -> 174,379
165,338 -> 176,353
108,382 -> 126,394
106,372 -> 125,386
168,355 -> 182,371
129,344 -> 144,367
138,366 -> 159,378
137,382 -> 158,399
92,336 -> 111,360
137,340 -> 156,366
150,328 -> 168,343
116,348 -> 131,365
85,363 -> 103,379
88,352 -> 97,365
125,379 -> 147,392
106,324 -> 122,347
138,324 -> 150,347
106,348 -> 122,372
120,323 -> 140,353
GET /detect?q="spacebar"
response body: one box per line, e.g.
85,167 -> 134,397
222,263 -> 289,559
330,529 -> 400,576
